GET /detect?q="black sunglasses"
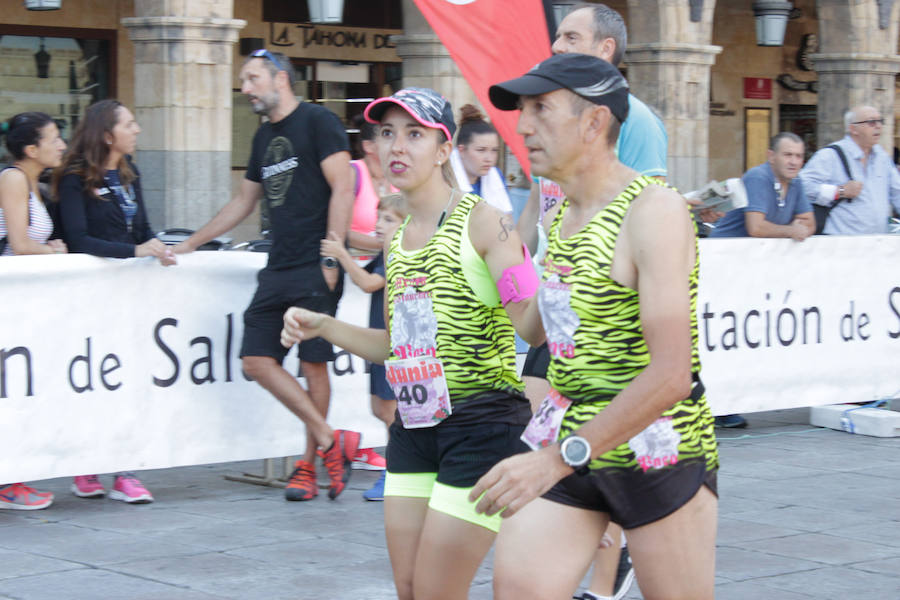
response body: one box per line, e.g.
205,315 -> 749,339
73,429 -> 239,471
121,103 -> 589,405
251,49 -> 286,72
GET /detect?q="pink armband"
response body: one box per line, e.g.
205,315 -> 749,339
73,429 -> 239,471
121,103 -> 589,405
498,244 -> 539,306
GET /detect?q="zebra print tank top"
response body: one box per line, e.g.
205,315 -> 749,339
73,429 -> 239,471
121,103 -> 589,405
386,192 -> 525,420
540,176 -> 717,471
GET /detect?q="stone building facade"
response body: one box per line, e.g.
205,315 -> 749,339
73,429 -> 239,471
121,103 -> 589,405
0,0 -> 896,238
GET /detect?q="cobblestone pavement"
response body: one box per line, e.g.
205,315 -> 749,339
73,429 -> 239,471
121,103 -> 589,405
1,407 -> 898,599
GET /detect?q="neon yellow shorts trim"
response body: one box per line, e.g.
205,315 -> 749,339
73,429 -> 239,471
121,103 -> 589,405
384,471 -> 435,498
384,471 -> 502,533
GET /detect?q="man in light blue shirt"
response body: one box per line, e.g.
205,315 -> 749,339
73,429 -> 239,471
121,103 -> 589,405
799,105 -> 900,235
708,132 -> 814,430
517,3 -> 668,254
711,132 -> 814,240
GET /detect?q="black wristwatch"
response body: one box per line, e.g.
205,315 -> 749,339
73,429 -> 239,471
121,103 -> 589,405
320,256 -> 338,269
559,435 -> 592,476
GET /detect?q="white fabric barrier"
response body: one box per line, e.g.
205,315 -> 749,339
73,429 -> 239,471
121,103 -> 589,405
2,235 -> 899,482
698,234 -> 900,414
0,253 -> 378,483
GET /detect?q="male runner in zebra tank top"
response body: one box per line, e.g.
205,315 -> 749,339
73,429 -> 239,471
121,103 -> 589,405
470,53 -> 718,600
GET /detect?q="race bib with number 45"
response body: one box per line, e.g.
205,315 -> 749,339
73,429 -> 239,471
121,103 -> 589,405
385,356 -> 452,429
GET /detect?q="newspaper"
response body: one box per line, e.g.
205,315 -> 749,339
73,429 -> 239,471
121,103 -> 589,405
684,178 -> 748,213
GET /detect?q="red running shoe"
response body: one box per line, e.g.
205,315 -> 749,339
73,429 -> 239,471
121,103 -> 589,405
353,447 -> 386,471
322,430 -> 361,500
0,483 -> 53,510
285,460 -> 318,501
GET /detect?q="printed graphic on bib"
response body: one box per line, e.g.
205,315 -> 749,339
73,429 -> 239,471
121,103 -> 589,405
261,136 -> 298,208
391,283 -> 439,359
539,177 -> 565,219
628,416 -> 681,472
538,273 -> 579,358
386,356 -> 452,428
520,389 -> 572,450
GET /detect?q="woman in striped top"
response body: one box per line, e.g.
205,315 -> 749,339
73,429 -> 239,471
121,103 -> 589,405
0,111 -> 68,512
0,112 -> 67,257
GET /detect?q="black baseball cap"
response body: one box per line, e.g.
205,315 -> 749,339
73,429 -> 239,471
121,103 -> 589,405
364,87 -> 457,140
489,53 -> 630,122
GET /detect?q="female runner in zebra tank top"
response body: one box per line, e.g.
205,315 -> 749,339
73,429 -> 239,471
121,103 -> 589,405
281,87 -> 544,600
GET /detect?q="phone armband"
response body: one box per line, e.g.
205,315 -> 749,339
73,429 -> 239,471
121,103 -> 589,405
498,244 -> 539,306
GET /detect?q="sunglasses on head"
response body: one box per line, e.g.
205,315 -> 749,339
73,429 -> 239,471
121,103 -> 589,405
251,49 -> 285,72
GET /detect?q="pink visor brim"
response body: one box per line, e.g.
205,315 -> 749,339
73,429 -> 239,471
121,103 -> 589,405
364,97 -> 453,141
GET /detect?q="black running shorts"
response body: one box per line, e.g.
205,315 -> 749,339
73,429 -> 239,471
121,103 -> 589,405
521,342 -> 550,379
542,460 -> 718,529
240,264 -> 343,363
386,419 -> 529,488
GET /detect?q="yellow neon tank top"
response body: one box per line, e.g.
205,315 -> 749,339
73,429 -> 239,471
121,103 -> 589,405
540,176 -> 717,471
386,192 -> 525,421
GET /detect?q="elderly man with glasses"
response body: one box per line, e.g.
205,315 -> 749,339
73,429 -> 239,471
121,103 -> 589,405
799,105 -> 900,235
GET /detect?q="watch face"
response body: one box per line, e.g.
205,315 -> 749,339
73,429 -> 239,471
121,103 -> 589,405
563,437 -> 589,465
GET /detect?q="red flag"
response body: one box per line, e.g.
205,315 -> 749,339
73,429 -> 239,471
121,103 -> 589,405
411,0 -> 553,178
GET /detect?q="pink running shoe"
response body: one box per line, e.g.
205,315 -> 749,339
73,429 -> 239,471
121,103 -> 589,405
71,475 -> 106,498
352,447 -> 386,471
109,474 -> 154,504
0,483 -> 54,510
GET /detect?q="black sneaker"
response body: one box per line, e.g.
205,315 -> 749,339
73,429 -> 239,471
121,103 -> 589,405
573,547 -> 635,600
612,546 -> 635,600
715,414 -> 748,428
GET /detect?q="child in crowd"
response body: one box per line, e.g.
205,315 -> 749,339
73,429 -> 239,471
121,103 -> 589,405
320,193 -> 406,501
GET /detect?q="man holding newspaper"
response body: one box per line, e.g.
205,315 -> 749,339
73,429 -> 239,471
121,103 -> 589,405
708,132 -> 815,241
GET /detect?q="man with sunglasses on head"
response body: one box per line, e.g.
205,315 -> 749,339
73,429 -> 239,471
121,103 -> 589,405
174,49 -> 361,502
799,105 -> 900,235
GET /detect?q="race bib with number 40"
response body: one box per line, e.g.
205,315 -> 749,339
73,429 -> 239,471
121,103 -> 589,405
385,356 -> 452,429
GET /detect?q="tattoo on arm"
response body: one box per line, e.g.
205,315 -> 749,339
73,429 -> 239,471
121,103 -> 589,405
498,214 -> 514,242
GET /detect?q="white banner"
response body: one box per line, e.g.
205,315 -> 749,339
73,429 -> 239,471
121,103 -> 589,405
2,235 -> 899,482
698,235 -> 900,414
0,253 -> 381,483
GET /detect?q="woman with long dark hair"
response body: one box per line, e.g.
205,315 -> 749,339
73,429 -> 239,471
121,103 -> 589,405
55,99 -> 174,504
55,99 -> 173,263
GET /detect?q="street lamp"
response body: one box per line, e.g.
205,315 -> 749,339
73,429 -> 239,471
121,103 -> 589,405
753,0 -> 793,46
307,0 -> 344,24
34,37 -> 51,79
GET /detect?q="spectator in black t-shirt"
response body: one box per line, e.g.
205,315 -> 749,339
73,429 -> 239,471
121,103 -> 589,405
174,49 -> 360,502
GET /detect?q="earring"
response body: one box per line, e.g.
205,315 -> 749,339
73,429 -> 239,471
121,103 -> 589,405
436,160 -> 442,166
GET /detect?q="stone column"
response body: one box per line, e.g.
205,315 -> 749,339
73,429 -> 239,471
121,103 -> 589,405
122,0 -> 245,230
625,44 -> 721,191
394,0 -> 478,119
812,0 -> 900,148
624,0 -> 721,192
